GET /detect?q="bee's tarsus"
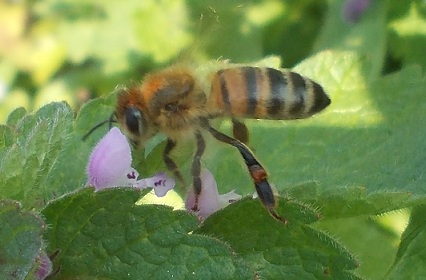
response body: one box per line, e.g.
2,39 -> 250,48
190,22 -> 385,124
254,178 -> 287,223
269,208 -> 288,224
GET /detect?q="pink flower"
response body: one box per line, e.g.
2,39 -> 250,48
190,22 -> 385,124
342,0 -> 371,23
185,169 -> 241,219
86,127 -> 175,196
34,250 -> 52,280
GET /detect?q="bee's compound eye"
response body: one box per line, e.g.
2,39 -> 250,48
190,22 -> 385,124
124,107 -> 142,134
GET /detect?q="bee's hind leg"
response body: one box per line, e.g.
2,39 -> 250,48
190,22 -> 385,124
206,123 -> 286,223
232,118 -> 249,145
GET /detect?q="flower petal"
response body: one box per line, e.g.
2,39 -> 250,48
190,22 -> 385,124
342,0 -> 370,23
185,169 -> 220,219
135,172 -> 175,197
218,190 -> 242,208
86,127 -> 132,190
34,250 -> 52,280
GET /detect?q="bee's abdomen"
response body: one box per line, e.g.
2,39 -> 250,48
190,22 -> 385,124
209,66 -> 330,119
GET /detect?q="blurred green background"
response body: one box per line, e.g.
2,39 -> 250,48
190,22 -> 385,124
1,0 -> 425,122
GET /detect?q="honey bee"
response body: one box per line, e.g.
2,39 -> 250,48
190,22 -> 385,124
85,63 -> 330,222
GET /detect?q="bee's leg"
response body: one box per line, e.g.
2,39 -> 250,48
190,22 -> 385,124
206,125 -> 286,223
163,138 -> 185,185
191,131 -> 206,211
232,118 -> 249,145
82,113 -> 117,141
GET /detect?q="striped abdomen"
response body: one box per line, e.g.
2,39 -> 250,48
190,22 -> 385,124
208,66 -> 330,120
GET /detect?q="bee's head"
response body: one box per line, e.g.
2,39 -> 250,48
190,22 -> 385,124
115,87 -> 157,147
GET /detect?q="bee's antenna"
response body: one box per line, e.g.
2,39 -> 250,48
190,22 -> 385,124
82,113 -> 117,141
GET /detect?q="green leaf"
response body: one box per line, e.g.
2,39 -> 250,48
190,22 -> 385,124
0,102 -> 74,209
386,205 -> 426,279
6,106 -> 27,128
38,90 -> 120,193
0,200 -> 45,280
74,91 -> 117,140
287,183 -> 418,218
197,198 -> 360,279
0,125 -> 13,150
315,216 -> 399,280
42,188 -> 252,279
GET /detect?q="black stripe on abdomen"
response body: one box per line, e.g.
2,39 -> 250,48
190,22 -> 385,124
288,72 -> 305,115
218,70 -> 232,113
266,68 -> 286,116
